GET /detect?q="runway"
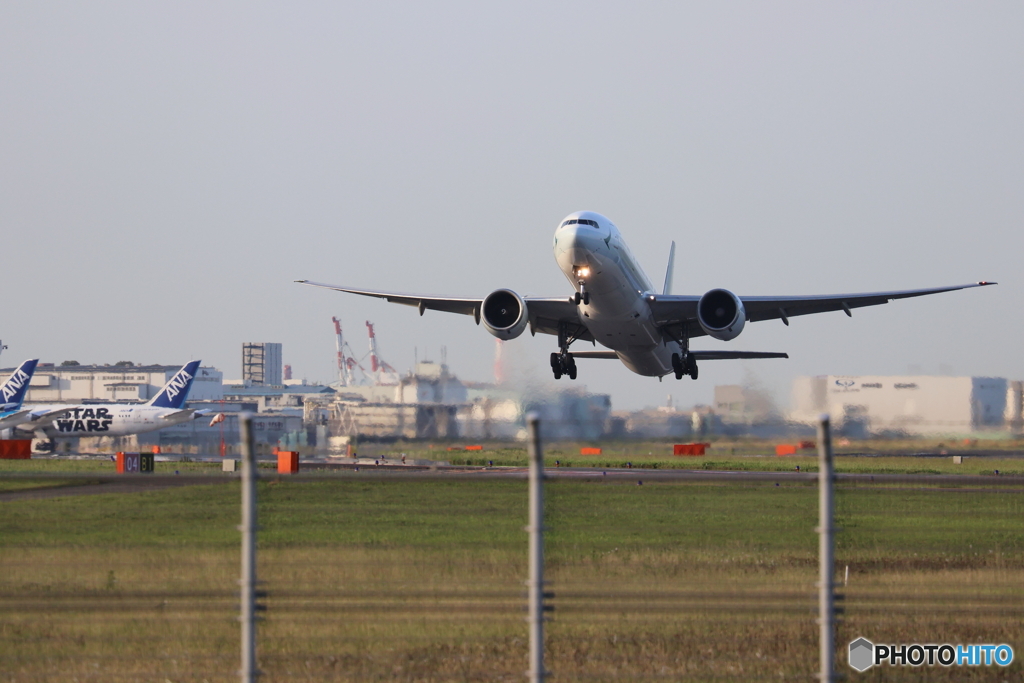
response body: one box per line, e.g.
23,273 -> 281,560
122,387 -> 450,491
3,463 -> 1023,502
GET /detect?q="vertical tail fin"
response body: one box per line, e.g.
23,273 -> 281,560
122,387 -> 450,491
0,359 -> 39,411
147,360 -> 201,409
663,241 -> 675,295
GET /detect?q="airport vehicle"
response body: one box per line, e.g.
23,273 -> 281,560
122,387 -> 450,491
14,360 -> 209,438
0,358 -> 40,430
298,211 -> 995,381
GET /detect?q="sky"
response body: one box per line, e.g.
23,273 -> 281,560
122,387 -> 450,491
1,2 -> 1022,412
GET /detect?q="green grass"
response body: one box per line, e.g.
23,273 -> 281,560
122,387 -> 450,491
1,475 -> 1022,681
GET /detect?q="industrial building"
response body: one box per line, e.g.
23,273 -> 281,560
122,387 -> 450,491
7,362 -> 223,403
790,375 -> 1020,436
241,342 -> 282,386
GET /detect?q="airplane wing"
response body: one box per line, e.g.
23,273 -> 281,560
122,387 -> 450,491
295,281 -> 592,341
19,407 -> 74,428
651,282 -> 996,339
739,282 -> 997,324
295,281 -> 480,316
160,409 -> 196,421
0,409 -> 31,429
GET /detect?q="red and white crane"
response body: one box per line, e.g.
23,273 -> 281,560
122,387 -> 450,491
365,321 -> 399,385
330,317 -> 398,386
332,316 -> 354,386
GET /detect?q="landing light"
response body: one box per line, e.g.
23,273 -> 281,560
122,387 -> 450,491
577,266 -> 590,278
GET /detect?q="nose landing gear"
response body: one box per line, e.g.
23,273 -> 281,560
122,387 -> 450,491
573,285 -> 590,306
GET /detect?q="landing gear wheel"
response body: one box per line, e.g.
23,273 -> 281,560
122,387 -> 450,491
567,357 -> 577,380
574,291 -> 582,305
550,352 -> 563,379
671,353 -> 684,380
582,292 -> 590,305
688,358 -> 698,380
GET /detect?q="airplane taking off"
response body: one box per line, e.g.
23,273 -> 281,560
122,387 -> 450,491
13,360 -> 209,439
298,211 -> 995,381
0,359 -> 40,431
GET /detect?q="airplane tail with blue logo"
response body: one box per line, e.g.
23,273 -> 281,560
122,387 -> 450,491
1,359 -> 39,412
147,360 -> 201,409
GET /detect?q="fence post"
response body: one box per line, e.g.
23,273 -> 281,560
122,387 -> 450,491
239,413 -> 260,682
817,414 -> 836,682
526,413 -> 547,683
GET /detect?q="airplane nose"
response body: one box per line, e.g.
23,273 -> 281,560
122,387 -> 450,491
557,224 -> 600,253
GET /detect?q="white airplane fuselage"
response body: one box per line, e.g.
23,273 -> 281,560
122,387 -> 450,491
553,212 -> 676,376
22,404 -> 195,437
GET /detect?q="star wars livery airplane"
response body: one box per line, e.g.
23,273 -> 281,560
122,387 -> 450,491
13,360 -> 209,438
298,211 -> 995,381
0,359 -> 40,431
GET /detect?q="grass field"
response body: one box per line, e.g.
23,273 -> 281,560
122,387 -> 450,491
1,462 -> 1023,681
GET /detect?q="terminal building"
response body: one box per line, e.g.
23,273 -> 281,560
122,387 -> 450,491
790,375 -> 1020,436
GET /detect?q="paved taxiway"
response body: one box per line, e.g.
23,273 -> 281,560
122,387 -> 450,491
3,463 -> 1023,502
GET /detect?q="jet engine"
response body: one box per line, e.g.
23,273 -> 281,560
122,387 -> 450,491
697,288 -> 746,341
482,289 -> 529,340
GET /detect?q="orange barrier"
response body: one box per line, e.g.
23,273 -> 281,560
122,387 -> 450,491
673,443 -> 707,456
580,447 -> 602,455
277,451 -> 299,474
775,444 -> 797,456
465,445 -> 483,451
0,440 -> 32,459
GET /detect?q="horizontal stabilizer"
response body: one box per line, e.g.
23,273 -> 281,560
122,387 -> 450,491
690,351 -> 789,360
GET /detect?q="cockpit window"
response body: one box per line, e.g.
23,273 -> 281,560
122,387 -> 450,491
560,219 -> 600,228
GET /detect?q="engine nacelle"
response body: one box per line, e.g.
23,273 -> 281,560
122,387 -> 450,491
697,288 -> 746,341
481,289 -> 529,340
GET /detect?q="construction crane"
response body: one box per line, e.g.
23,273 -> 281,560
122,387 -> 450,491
330,318 -> 400,386
332,317 -> 353,386
331,317 -> 370,386
365,321 -> 400,385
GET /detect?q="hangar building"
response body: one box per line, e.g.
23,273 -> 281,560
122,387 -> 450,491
790,375 -> 1015,436
10,362 -> 224,403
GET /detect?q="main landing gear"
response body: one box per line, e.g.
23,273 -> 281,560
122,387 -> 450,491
672,352 -> 698,380
551,352 -> 577,380
552,321 -> 581,380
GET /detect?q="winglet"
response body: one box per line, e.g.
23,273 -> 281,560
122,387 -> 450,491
148,360 -> 201,409
0,359 -> 39,411
663,241 -> 675,296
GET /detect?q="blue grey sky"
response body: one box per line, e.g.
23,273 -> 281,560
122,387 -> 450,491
2,2 -> 1021,410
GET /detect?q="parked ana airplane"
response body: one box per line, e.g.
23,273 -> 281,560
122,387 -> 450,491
298,211 -> 995,381
0,359 -> 40,431
15,360 -> 208,439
